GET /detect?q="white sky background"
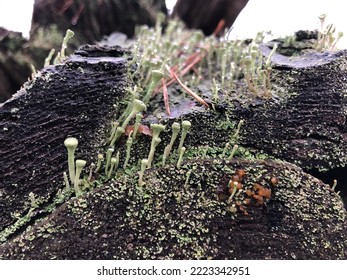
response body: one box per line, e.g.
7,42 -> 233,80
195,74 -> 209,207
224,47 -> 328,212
0,0 -> 34,37
0,0 -> 346,47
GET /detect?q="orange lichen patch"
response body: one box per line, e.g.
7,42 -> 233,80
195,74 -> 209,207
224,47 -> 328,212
250,182 -> 272,205
253,183 -> 262,191
258,187 -> 271,199
253,194 -> 264,205
231,175 -> 240,182
245,189 -> 253,197
228,181 -> 239,194
244,198 -> 251,205
253,183 -> 271,199
270,176 -> 278,186
236,169 -> 246,179
223,170 -> 275,215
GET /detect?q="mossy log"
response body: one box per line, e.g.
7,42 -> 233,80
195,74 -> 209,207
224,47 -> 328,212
1,44 -> 347,259
0,159 -> 346,259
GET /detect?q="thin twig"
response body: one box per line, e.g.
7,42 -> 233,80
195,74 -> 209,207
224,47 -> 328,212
167,66 -> 209,108
155,51 -> 205,94
162,78 -> 171,116
213,19 -> 226,36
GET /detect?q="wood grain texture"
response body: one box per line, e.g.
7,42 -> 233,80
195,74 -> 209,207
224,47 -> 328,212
0,45 -> 127,231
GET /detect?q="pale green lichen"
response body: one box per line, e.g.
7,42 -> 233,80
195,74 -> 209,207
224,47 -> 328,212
74,159 -> 86,197
64,137 -> 78,183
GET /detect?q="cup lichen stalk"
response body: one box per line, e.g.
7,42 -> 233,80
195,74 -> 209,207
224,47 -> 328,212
108,121 -> 119,143
61,29 -> 74,59
228,144 -> 239,159
162,122 -> 181,166
138,159 -> 149,186
227,181 -> 238,202
132,113 -> 143,139
107,157 -> 118,179
74,159 -> 86,197
177,147 -> 186,169
105,147 -> 114,175
221,143 -> 230,158
121,99 -> 147,131
123,133 -> 134,169
95,153 -> 104,173
147,137 -> 162,169
64,137 -> 78,183
87,163 -> 95,183
110,127 -> 126,147
63,171 -> 70,191
44,48 -> 56,68
143,70 -> 165,104
178,120 -> 191,152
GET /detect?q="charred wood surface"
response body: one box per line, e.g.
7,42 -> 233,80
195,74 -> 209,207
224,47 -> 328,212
1,44 -> 347,259
0,159 -> 346,259
0,45 -> 127,231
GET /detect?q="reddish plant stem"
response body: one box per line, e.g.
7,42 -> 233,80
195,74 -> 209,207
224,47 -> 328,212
167,66 -> 209,108
162,78 -> 171,116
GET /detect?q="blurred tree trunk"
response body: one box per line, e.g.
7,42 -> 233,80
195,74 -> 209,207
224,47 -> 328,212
173,0 -> 249,36
0,28 -> 33,103
0,0 -> 167,103
31,0 -> 167,43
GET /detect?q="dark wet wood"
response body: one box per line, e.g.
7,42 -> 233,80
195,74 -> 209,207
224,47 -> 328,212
1,41 -> 347,259
0,159 -> 346,259
173,0 -> 249,35
0,45 -> 127,231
